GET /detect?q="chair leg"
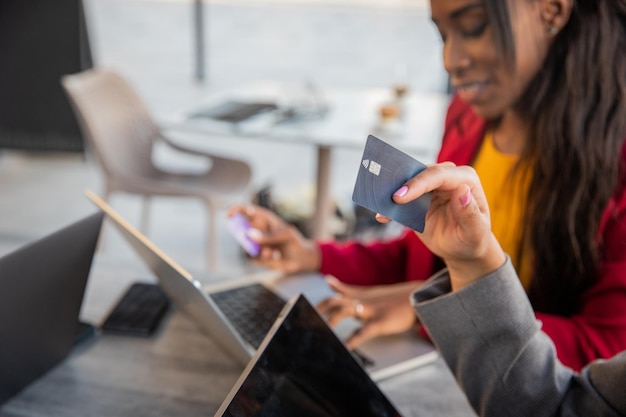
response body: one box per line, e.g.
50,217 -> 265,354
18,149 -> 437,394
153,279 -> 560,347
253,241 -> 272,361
140,195 -> 151,236
207,203 -> 218,271
97,188 -> 114,252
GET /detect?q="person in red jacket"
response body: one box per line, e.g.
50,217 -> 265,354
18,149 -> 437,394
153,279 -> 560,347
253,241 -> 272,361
229,0 -> 626,372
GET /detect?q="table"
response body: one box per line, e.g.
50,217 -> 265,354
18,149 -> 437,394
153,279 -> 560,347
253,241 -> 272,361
0,248 -> 475,416
163,82 -> 450,239
0,313 -> 239,417
0,313 -> 476,417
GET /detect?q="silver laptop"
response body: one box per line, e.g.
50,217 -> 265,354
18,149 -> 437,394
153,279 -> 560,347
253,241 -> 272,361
86,190 -> 437,382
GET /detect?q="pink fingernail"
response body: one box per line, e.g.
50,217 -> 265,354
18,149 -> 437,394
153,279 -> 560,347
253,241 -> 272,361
459,187 -> 472,207
393,185 -> 408,197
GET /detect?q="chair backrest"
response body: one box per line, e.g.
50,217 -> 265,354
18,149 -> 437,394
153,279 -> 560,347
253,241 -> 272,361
61,69 -> 161,180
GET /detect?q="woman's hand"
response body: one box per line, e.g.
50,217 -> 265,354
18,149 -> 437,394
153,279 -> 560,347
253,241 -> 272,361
316,277 -> 421,349
227,205 -> 321,274
378,163 -> 506,291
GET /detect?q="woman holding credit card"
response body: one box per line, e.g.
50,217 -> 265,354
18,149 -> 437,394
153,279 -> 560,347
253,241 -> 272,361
228,0 -> 626,372
400,162 -> 625,417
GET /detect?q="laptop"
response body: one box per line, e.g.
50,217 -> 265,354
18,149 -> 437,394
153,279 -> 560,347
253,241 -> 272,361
0,211 -> 103,405
215,294 -> 402,417
85,190 -> 437,382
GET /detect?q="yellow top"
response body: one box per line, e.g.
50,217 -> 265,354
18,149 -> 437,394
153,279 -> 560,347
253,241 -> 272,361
473,131 -> 533,289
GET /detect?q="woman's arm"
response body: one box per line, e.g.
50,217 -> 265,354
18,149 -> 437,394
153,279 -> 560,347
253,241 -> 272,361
412,259 -> 625,417
318,230 -> 437,285
386,162 -> 625,416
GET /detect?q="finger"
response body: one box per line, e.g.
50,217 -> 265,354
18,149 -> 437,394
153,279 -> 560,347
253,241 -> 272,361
252,255 -> 287,272
434,161 -> 456,168
451,184 -> 490,236
257,246 -> 277,261
345,321 -> 383,350
316,295 -> 341,314
233,205 -> 278,230
316,297 -> 353,325
226,205 -> 247,218
316,294 -> 351,315
375,213 -> 391,224
324,276 -> 362,298
250,248 -> 278,265
326,305 -> 354,327
252,226 -> 297,246
251,257 -> 277,270
392,164 -> 485,207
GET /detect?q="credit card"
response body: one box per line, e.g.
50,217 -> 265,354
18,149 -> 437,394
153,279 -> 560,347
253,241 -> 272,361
352,135 -> 431,232
227,213 -> 261,257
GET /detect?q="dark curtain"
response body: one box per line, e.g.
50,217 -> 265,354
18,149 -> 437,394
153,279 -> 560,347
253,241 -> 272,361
0,0 -> 93,152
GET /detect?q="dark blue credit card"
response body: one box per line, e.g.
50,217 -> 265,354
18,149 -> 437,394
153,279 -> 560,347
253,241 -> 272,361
352,135 -> 431,232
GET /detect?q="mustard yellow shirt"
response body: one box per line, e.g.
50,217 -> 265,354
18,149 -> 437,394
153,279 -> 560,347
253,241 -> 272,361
473,131 -> 533,289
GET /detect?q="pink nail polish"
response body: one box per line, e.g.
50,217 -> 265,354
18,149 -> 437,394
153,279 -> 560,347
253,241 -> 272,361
393,185 -> 408,197
459,188 -> 472,207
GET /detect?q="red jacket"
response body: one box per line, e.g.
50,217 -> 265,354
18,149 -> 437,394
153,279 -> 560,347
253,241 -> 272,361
319,95 -> 626,371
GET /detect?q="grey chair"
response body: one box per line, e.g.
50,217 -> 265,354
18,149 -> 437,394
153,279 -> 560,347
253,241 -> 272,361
61,68 -> 253,270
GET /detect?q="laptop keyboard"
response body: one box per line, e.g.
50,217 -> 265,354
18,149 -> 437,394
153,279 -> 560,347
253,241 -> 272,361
209,284 -> 286,349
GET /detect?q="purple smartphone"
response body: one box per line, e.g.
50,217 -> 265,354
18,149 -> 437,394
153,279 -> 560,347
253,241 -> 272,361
227,213 -> 261,257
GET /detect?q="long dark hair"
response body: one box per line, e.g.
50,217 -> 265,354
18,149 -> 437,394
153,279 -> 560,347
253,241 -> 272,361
487,0 -> 626,315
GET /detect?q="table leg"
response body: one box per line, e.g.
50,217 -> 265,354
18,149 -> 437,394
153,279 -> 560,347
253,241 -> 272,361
193,0 -> 206,81
311,145 -> 332,240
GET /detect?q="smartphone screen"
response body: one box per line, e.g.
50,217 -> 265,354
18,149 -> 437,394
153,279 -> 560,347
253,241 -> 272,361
227,213 -> 261,257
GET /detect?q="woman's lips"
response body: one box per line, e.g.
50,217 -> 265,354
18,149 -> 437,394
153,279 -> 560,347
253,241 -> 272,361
454,80 -> 490,103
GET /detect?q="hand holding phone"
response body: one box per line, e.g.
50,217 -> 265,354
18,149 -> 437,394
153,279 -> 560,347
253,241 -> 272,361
352,135 -> 431,232
227,213 -> 261,257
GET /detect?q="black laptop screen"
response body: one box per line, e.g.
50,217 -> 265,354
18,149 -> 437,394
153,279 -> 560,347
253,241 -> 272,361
217,295 -> 402,417
0,212 -> 102,404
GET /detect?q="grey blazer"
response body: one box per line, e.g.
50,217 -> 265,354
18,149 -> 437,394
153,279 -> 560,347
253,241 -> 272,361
411,258 -> 626,417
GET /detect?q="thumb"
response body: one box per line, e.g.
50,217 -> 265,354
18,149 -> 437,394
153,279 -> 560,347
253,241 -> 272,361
249,226 -> 294,246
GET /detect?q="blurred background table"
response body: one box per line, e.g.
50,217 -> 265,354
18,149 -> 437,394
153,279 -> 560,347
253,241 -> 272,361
163,82 -> 450,240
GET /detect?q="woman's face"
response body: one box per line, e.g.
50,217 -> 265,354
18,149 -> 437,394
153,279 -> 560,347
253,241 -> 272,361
430,0 -> 553,120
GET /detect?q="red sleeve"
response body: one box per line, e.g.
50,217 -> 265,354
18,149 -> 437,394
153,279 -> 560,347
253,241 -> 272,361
318,230 -> 437,286
536,263 -> 626,371
537,190 -> 626,371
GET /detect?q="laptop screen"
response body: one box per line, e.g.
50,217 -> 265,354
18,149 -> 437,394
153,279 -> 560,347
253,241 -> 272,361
216,295 -> 402,417
0,212 -> 103,404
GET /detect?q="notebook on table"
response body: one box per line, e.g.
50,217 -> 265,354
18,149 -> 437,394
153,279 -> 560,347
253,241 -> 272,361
215,294 -> 403,417
189,101 -> 278,124
85,190 -> 437,382
0,212 -> 103,405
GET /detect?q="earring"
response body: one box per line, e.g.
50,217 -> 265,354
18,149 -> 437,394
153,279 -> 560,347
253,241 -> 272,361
548,26 -> 558,35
